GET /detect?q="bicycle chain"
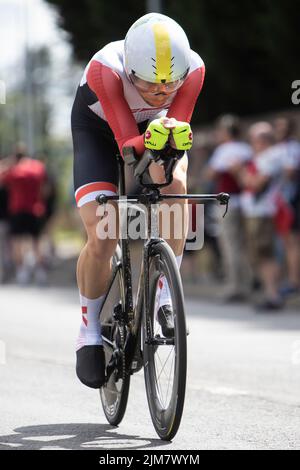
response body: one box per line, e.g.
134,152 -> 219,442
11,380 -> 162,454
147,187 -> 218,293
116,323 -> 126,382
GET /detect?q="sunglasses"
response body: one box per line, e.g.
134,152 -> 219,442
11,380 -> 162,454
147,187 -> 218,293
130,74 -> 185,95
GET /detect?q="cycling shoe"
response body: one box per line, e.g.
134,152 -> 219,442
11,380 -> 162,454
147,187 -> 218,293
76,345 -> 106,389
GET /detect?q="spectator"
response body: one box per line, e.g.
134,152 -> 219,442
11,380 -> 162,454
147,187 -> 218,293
0,156 -> 10,283
237,122 -> 283,310
0,144 -> 48,285
36,153 -> 59,265
274,117 -> 300,296
205,115 -> 252,301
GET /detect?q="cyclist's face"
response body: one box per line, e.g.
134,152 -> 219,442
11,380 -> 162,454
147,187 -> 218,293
139,90 -> 171,107
131,76 -> 183,106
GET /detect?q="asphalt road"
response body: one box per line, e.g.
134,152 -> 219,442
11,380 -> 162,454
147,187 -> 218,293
0,285 -> 300,450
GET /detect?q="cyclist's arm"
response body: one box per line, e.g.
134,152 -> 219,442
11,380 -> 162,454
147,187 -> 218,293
167,66 -> 205,123
87,60 -> 145,156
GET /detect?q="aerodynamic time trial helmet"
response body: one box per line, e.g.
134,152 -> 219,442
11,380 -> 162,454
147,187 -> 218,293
124,13 -> 191,93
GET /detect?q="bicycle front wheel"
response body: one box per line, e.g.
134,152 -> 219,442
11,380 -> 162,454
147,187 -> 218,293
143,241 -> 187,441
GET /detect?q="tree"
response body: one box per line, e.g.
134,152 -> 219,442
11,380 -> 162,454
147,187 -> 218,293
164,0 -> 299,121
45,0 -> 299,123
0,47 -> 52,155
46,0 -> 145,61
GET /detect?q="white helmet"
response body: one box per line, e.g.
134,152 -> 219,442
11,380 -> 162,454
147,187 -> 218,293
124,13 -> 191,85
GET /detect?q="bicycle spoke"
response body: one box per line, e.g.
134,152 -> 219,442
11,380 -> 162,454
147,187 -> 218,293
153,345 -> 175,409
157,351 -> 174,408
155,346 -> 174,382
165,351 -> 175,405
154,354 -> 165,405
155,349 -> 171,382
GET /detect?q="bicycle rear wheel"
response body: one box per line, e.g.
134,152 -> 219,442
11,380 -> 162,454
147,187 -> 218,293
143,241 -> 187,441
99,245 -> 130,426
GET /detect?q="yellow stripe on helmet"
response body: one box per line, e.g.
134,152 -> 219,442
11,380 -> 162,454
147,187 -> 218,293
152,23 -> 172,83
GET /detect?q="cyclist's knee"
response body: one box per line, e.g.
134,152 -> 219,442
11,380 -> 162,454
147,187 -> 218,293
79,201 -> 118,259
80,201 -> 118,231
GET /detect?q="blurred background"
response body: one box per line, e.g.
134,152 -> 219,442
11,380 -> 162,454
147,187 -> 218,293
0,0 -> 299,310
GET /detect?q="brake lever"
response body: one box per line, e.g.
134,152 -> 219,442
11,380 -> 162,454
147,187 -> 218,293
222,202 -> 229,218
217,192 -> 230,218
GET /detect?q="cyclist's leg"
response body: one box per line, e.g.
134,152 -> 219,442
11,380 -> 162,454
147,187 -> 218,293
149,154 -> 188,328
72,92 -> 119,388
75,202 -> 119,388
76,200 -> 119,367
77,200 -> 119,300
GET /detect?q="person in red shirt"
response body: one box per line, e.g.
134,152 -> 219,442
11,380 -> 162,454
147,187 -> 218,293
0,145 -> 47,284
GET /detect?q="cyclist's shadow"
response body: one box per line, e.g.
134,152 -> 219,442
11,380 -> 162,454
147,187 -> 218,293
0,423 -> 167,450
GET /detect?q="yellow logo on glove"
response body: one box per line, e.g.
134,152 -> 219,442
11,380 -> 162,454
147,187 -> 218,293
171,121 -> 193,150
144,118 -> 170,151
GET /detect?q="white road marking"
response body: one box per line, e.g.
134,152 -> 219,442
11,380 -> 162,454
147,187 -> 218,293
81,439 -> 150,449
0,442 -> 23,448
190,383 -> 249,396
23,435 -> 76,442
40,446 -> 68,450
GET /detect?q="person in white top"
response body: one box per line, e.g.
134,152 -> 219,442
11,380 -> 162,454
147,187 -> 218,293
205,115 -> 252,301
235,122 -> 283,310
274,117 -> 300,296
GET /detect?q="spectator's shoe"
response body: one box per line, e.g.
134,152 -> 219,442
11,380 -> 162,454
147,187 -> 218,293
279,283 -> 300,298
76,345 -> 106,389
255,298 -> 284,312
157,305 -> 175,338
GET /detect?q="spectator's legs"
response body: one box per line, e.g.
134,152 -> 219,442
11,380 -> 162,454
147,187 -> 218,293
284,232 -> 300,288
11,236 -> 32,284
219,208 -> 251,299
246,217 -> 282,309
32,236 -> 48,285
11,236 -> 24,267
259,259 -> 281,301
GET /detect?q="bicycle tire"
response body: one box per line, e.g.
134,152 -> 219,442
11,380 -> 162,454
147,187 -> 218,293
99,245 -> 130,426
143,241 -> 187,441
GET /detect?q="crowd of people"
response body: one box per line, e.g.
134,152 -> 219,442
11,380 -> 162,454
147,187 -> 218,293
188,115 -> 300,311
0,144 -> 57,285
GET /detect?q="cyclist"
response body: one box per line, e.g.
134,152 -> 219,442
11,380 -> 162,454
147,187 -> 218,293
72,12 -> 205,388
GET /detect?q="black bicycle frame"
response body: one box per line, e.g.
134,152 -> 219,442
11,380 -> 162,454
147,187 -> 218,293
98,151 -> 230,373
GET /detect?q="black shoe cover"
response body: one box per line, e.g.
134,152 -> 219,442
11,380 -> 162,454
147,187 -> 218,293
76,345 -> 105,389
